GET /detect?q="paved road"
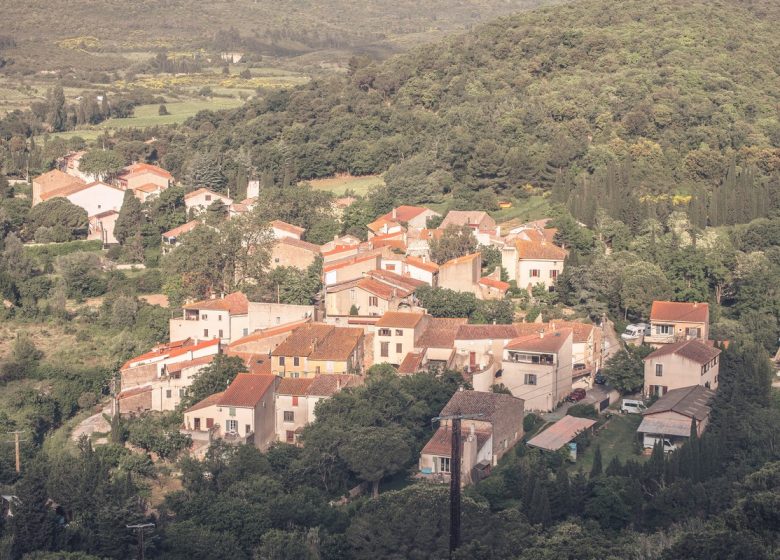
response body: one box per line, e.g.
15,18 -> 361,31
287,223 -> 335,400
71,404 -> 112,443
542,383 -> 615,422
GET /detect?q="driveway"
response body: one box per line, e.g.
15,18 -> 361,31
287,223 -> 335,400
542,383 -> 616,422
71,404 -> 112,443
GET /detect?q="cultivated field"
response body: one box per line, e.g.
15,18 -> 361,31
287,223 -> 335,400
306,173 -> 385,196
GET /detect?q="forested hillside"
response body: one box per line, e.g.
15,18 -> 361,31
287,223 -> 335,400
148,0 -> 780,226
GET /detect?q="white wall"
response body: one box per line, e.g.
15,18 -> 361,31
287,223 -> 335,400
67,183 -> 124,217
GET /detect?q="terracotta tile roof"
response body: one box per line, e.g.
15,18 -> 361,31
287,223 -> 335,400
121,337 -> 217,370
643,385 -> 715,422
91,210 -> 119,219
479,277 -> 510,291
440,389 -> 524,423
34,169 -> 85,192
421,425 -> 492,457
412,228 -> 444,241
244,355 -> 272,374
183,292 -> 249,314
306,374 -> 362,396
277,377 -> 315,395
185,391 -> 225,413
166,338 -> 221,360
441,253 -> 480,267
166,355 -> 214,373
327,277 -> 406,300
39,181 -> 92,201
380,205 -> 432,223
650,301 -> 709,323
369,237 -> 407,252
645,339 -> 721,364
375,311 -> 426,328
271,220 -> 306,236
527,415 -> 597,451
322,245 -> 358,257
277,237 -> 321,253
440,210 -> 493,229
134,182 -> 162,193
309,327 -> 363,361
506,328 -> 573,353
218,374 -> 276,407
417,318 -> 469,349
121,162 -> 173,180
456,324 -> 522,340
405,256 -> 439,273
227,319 -> 310,348
366,269 -> 426,290
510,321 -> 594,344
323,252 -> 380,273
367,217 -> 402,232
398,351 -> 424,374
118,385 -> 152,399
514,238 -> 567,261
162,220 -> 199,239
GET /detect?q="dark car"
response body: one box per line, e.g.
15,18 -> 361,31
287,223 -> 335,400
566,388 -> 587,402
594,372 -> 607,385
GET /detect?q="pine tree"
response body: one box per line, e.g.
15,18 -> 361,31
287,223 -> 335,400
550,465 -> 571,519
114,189 -> 144,245
589,445 -> 603,479
605,456 -> 622,476
11,460 -> 59,557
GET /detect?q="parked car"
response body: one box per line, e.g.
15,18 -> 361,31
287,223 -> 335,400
621,323 -> 650,341
593,372 -> 607,385
566,388 -> 587,402
643,434 -> 677,452
621,399 -> 647,414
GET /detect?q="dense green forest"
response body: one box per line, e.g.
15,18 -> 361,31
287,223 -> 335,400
122,0 -> 780,226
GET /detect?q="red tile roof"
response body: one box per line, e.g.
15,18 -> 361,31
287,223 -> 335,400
34,169 -> 85,192
134,182 -> 162,193
440,210 -> 493,229
514,238 -> 567,261
398,352 -> 424,374
506,328 -> 573,353
417,318 -> 469,349
166,355 -> 214,373
218,374 -> 276,407
366,269 -> 426,291
228,319 -> 310,348
405,256 -> 439,273
271,324 -> 362,361
442,253 -> 481,267
642,385 -> 715,421
456,324 -> 523,340
375,311 -> 426,328
277,237 -> 321,253
162,220 -> 199,239
479,277 -> 510,291
271,220 -> 306,236
323,252 -> 380,273
380,206 -> 432,223
306,374 -> 362,396
121,162 -> 173,180
645,339 -> 721,364
367,217 -> 403,232
440,390 -> 524,423
120,338 -> 204,370
650,301 -> 709,323
277,377 -> 315,395
183,292 -> 249,314
185,391 -> 225,413
422,425 -> 492,457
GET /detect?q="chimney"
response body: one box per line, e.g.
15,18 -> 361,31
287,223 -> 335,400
693,301 -> 698,307
539,330 -> 545,339
392,208 -> 397,220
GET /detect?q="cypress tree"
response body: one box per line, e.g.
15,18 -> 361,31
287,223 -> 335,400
605,456 -> 622,477
114,189 -> 144,245
528,478 -> 552,526
11,460 -> 59,557
589,445 -> 603,479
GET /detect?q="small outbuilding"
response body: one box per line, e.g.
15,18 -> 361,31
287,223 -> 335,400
526,414 -> 597,452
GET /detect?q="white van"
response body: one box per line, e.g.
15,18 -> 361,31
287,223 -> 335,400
621,323 -> 650,341
643,435 -> 677,453
621,399 -> 647,414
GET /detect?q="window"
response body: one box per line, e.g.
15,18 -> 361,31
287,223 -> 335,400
293,357 -> 300,367
395,329 -> 403,336
655,364 -> 663,376
225,419 -> 238,432
286,430 -> 295,443
657,324 -> 673,335
350,289 -> 356,301
292,372 -> 300,379
202,314 -> 208,320
284,411 -> 294,422
218,315 -> 222,321
438,457 -> 451,473
549,269 -> 559,279
369,296 -> 378,307
179,388 -> 185,397
524,374 -> 537,385
530,269 -> 541,277
379,328 -> 391,336
380,342 -> 389,358
292,396 -> 299,406
166,389 -> 172,398
218,329 -> 224,338
243,328 -> 248,336
279,357 -> 285,366
396,343 -> 403,353
386,264 -> 396,271
275,257 -> 280,263
205,195 -> 212,201
245,424 -> 251,434
194,418 -> 201,430
229,407 -> 236,417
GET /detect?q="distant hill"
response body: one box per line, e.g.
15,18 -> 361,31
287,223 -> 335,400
0,0 -> 560,72
160,0 -> 780,225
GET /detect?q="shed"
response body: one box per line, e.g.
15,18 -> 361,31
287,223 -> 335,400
526,415 -> 597,451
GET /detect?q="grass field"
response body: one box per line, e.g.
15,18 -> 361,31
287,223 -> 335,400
572,413 -> 646,473
306,173 -> 385,196
493,195 -> 553,228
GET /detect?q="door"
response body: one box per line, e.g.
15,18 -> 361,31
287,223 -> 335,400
206,418 -> 214,429
194,418 -> 201,431
469,352 -> 476,371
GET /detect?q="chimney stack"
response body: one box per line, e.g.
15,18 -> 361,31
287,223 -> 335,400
392,208 -> 397,220
539,330 -> 545,339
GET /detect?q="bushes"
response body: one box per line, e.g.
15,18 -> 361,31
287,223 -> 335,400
568,403 -> 599,420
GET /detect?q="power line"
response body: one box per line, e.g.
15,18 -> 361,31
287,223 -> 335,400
127,523 -> 155,560
4,431 -> 27,473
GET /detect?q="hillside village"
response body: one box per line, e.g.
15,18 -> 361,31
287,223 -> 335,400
30,155 -> 731,488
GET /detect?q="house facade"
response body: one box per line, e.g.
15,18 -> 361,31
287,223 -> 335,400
184,188 -> 233,214
646,301 -> 709,346
32,169 -> 85,206
270,220 -> 305,240
502,238 -> 566,291
439,253 -> 481,295
378,206 -> 440,230
372,312 -> 430,366
88,211 -> 120,245
638,385 -> 715,450
169,292 -> 250,344
270,323 -> 364,378
63,181 -> 125,217
116,163 -> 173,191
439,211 -> 496,233
643,339 -> 721,397
501,329 -> 573,412
271,237 -> 320,269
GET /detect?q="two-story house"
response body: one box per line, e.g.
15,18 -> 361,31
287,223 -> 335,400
439,211 -> 496,233
645,301 -> 709,347
419,389 -> 524,485
270,220 -> 306,240
439,253 -> 482,295
377,206 -> 441,231
501,236 -> 567,292
372,312 -> 430,366
643,339 -> 721,397
182,373 -> 279,450
270,323 -> 364,378
170,292 -> 250,344
501,328 -> 573,412
184,187 -> 233,214
32,169 -> 85,206
325,273 -> 423,317
116,163 -> 173,192
271,237 -> 321,269
322,252 -> 382,286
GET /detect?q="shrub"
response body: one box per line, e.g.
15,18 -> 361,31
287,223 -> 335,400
568,403 -> 599,420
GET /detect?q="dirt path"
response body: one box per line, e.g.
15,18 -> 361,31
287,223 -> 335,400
71,404 -> 112,443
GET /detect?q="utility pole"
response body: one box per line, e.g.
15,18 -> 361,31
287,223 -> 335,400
5,431 -> 27,473
127,523 -> 155,560
432,412 -> 484,559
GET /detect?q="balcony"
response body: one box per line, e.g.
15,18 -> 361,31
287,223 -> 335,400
644,332 -> 676,344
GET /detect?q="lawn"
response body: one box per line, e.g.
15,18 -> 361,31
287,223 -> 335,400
306,173 -> 385,196
571,413 -> 646,473
493,195 -> 553,229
